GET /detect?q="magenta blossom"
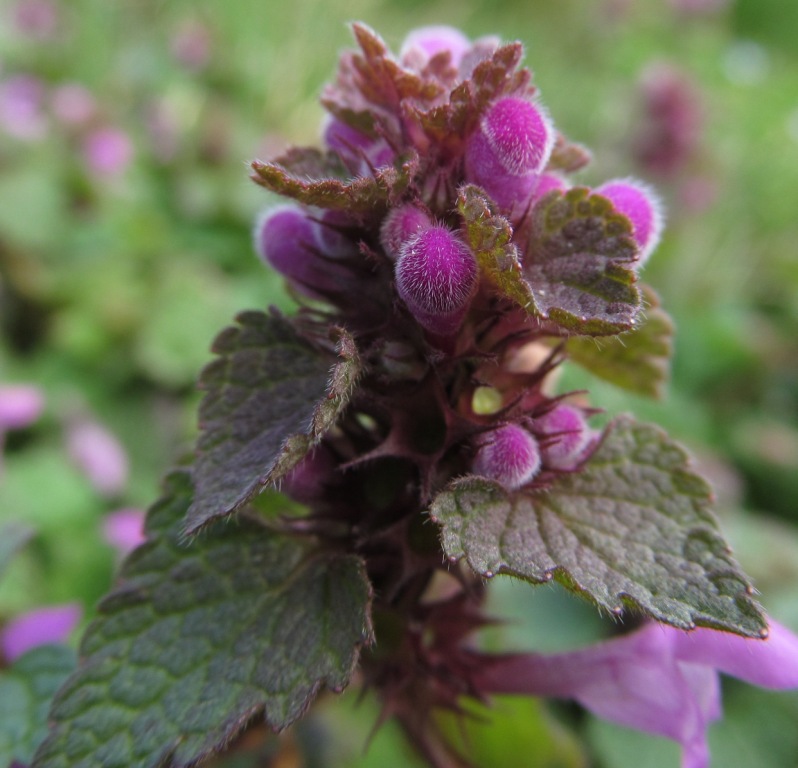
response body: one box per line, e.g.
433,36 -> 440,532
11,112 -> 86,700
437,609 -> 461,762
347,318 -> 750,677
476,620 -> 798,768
102,508 -> 146,556
1,604 -> 82,663
82,126 -> 133,178
65,417 -> 129,496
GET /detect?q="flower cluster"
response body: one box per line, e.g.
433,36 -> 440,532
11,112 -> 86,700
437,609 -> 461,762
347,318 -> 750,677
241,24 -> 798,767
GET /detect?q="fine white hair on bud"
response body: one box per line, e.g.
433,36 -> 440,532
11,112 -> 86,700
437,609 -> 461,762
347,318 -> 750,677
472,423 -> 542,490
594,178 -> 665,266
379,204 -> 433,260
394,224 -> 478,336
465,96 -> 556,216
535,404 -> 591,470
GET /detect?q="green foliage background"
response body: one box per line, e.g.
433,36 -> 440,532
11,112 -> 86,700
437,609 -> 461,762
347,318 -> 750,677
1,0 -> 797,765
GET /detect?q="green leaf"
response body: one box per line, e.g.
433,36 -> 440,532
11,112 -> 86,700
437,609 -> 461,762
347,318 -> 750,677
33,472 -> 373,768
457,185 -> 538,312
525,187 -> 641,335
429,415 -> 767,637
0,645 -> 76,766
250,152 -> 418,216
0,522 -> 35,581
187,312 -> 361,534
566,285 -> 674,398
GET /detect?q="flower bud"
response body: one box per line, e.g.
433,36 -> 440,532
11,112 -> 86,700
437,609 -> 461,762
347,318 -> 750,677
536,404 -> 590,470
323,118 -> 394,176
281,444 -> 337,505
254,204 -> 340,297
472,424 -> 542,490
594,179 -> 664,266
395,225 -> 478,336
465,97 -> 555,216
399,26 -> 471,68
531,172 -> 568,204
379,204 -> 433,260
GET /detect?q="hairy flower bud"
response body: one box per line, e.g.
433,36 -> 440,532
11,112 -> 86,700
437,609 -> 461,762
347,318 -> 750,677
595,179 -> 664,266
531,172 -> 568,204
379,204 -> 433,260
323,118 -> 394,176
399,25 -> 471,67
536,404 -> 591,470
472,424 -> 542,490
395,225 -> 478,336
254,204 -> 340,297
465,96 -> 555,216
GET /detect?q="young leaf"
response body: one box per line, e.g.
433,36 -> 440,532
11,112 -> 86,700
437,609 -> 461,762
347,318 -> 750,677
251,152 -> 418,215
457,185 -> 538,312
429,415 -> 767,637
187,312 -> 361,534
0,645 -> 76,766
525,187 -> 641,335
566,285 -> 674,398
546,134 -> 592,173
32,472 -> 373,768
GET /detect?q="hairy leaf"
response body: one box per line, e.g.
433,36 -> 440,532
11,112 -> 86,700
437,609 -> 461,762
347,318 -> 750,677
0,522 -> 35,579
33,472 -> 373,768
187,312 -> 361,534
546,134 -> 592,173
566,285 -> 674,398
251,152 -> 417,215
525,187 -> 641,335
430,415 -> 766,637
415,44 -> 533,146
457,185 -> 538,311
0,645 -> 76,766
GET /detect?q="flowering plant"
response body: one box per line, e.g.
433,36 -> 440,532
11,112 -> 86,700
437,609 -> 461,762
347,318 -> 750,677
14,23 -> 798,768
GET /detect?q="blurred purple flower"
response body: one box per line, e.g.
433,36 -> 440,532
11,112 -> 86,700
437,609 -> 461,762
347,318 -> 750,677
477,620 -> 798,768
0,74 -> 47,141
170,19 -> 212,72
103,508 -> 146,555
1,604 -> 81,663
66,417 -> 129,496
82,126 -> 134,178
0,385 -> 44,431
10,0 -> 59,42
50,83 -> 96,127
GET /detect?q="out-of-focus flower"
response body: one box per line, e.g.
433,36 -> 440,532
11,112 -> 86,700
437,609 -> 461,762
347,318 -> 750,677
0,74 -> 47,141
668,0 -> 729,16
170,19 -> 212,72
102,508 -> 146,556
82,126 -> 134,178
10,0 -> 59,42
477,620 -> 798,768
632,63 -> 703,179
1,604 -> 82,663
65,417 -> 129,496
50,83 -> 96,127
0,385 -> 44,431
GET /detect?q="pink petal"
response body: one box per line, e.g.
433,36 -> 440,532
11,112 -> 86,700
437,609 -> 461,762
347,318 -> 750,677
66,418 -> 129,496
103,508 -> 146,555
1,604 -> 81,662
0,385 -> 44,430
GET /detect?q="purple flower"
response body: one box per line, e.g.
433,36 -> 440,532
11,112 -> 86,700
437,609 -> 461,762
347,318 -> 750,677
595,178 -> 664,266
465,96 -> 555,218
66,417 -> 129,496
102,508 -> 146,556
322,118 -> 394,177
50,83 -> 96,127
1,604 -> 82,663
395,224 -> 478,337
399,25 -> 471,68
379,203 -> 433,260
11,0 -> 59,42
472,424 -> 542,490
0,74 -> 47,141
534,403 -> 592,470
477,620 -> 798,768
0,385 -> 44,431
82,127 -> 133,178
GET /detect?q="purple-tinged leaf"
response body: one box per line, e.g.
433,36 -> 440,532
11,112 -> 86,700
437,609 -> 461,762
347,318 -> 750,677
429,415 -> 766,637
32,472 -> 373,768
0,646 -> 76,767
525,187 -> 641,335
456,185 -> 537,311
566,285 -> 674,398
187,312 -> 361,534
414,43 -> 533,147
251,152 -> 418,215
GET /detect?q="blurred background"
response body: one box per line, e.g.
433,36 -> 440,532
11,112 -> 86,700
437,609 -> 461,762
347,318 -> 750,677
1,0 -> 797,766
